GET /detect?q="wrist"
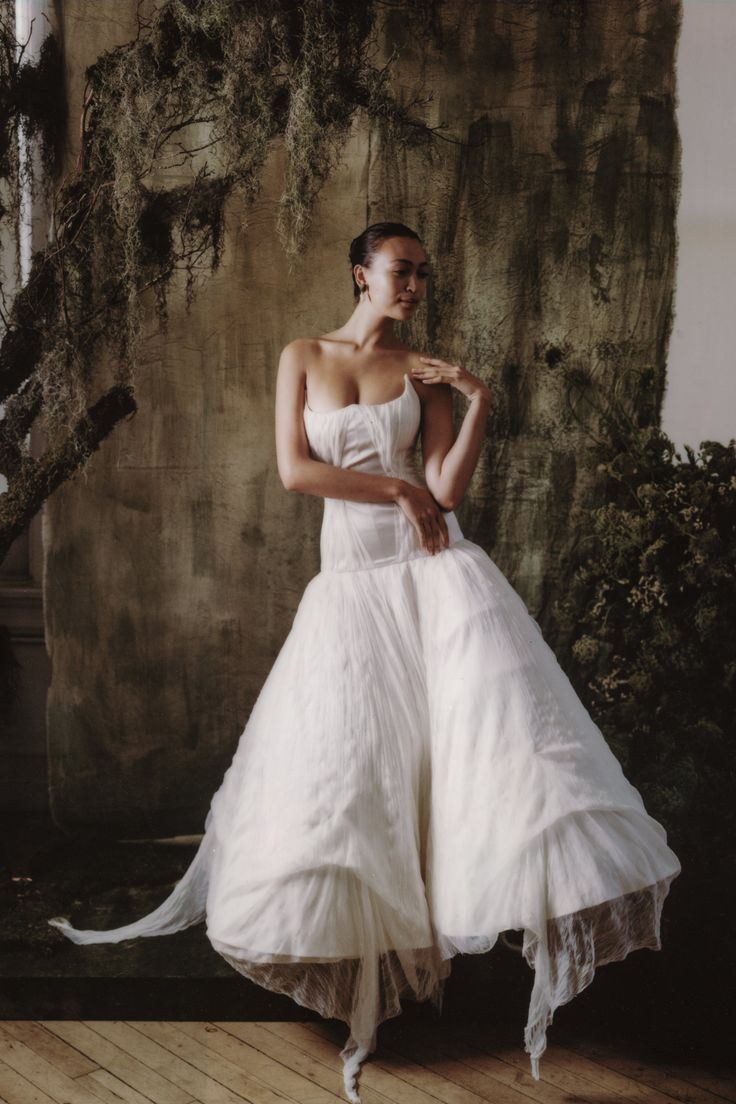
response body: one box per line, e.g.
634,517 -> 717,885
391,477 -> 409,503
469,387 -> 492,411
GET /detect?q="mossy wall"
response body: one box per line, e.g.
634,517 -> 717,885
44,0 -> 681,834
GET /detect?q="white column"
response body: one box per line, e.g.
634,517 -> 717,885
662,0 -> 736,452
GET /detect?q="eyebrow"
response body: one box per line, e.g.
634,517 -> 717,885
392,259 -> 430,266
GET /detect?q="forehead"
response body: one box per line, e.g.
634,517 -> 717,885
376,237 -> 429,265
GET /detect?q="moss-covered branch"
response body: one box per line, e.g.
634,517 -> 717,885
0,0 -> 443,564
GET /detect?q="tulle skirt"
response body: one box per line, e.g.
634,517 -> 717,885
49,536 -> 681,1103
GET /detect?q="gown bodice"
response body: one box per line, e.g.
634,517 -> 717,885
303,372 -> 465,572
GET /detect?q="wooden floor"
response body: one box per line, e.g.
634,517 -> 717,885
0,1019 -> 734,1104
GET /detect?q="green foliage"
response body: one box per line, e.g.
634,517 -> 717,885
552,409 -> 736,1044
555,425 -> 736,884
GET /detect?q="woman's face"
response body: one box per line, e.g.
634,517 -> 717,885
356,237 -> 430,320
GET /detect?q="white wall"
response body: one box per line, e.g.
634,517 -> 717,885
662,0 -> 736,453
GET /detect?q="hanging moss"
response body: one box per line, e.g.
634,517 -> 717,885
0,0 -> 443,561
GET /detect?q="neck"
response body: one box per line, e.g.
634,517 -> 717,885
335,300 -> 402,351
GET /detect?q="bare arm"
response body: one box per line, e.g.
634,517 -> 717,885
415,358 -> 492,512
275,339 -> 407,503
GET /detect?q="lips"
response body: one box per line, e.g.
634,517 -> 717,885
400,299 -> 417,304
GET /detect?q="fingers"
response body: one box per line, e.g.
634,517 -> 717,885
419,517 -> 434,554
435,512 -> 451,554
418,516 -> 434,555
417,356 -> 460,388
417,357 -> 443,376
406,488 -> 452,556
436,513 -> 450,552
415,363 -> 443,384
419,510 -> 450,555
419,516 -> 432,552
417,356 -> 444,380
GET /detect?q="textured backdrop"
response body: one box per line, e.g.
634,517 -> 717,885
44,0 -> 681,834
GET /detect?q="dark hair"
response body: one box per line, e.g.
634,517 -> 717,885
348,221 -> 423,300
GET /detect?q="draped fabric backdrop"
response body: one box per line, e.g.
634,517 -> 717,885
43,0 -> 681,835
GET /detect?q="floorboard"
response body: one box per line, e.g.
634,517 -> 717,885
0,1022 -> 728,1104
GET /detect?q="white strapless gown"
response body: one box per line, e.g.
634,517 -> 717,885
48,372 -> 681,1102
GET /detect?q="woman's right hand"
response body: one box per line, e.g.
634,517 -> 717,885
395,482 -> 450,555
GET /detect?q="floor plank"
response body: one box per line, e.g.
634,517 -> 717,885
646,1062 -> 736,1103
0,1057 -> 59,1104
0,1022 -> 98,1079
270,1019 -> 527,1104
330,1018 -> 586,1104
568,1040 -> 736,1104
89,1020 -> 286,1104
0,1026 -> 107,1104
80,1067 -> 199,1104
213,1021 -> 351,1102
38,1023 -> 193,1104
459,1039 -> 673,1104
128,1020 -> 310,1104
459,1023 -> 736,1104
507,1043 -> 680,1103
262,1020 -> 451,1102
175,1021 -> 343,1103
7,1021 -> 728,1104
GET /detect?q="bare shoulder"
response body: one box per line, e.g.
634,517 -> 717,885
277,337 -> 322,384
278,336 -> 321,365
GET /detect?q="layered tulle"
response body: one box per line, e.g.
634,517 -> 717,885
49,373 -> 680,1103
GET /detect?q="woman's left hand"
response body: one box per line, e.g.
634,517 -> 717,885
413,356 -> 492,405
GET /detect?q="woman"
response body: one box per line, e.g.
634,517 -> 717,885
49,221 -> 681,1104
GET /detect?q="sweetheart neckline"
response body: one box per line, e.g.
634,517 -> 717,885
304,372 -> 412,416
